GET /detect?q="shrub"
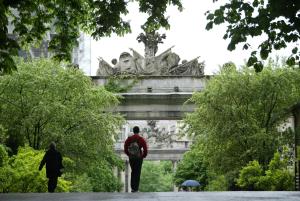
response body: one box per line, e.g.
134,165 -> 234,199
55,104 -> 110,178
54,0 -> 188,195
237,160 -> 263,190
237,152 -> 294,191
0,146 -> 71,192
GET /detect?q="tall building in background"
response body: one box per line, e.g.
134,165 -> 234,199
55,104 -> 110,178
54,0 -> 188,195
8,17 -> 92,75
73,33 -> 92,75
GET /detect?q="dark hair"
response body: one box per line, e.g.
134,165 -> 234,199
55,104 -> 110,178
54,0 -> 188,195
49,142 -> 56,150
133,126 -> 140,134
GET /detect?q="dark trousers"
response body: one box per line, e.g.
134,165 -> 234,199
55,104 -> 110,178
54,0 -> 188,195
129,157 -> 143,192
48,177 -> 58,192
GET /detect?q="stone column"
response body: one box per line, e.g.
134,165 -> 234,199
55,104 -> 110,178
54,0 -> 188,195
125,160 -> 129,192
172,160 -> 178,192
120,166 -> 125,192
117,168 -> 122,192
113,167 -> 118,192
128,161 -> 132,193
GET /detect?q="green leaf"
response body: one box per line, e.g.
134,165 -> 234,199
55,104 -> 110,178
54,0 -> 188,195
206,13 -> 215,20
254,62 -> 263,72
286,57 -> 295,66
292,47 -> 298,54
205,21 -> 214,30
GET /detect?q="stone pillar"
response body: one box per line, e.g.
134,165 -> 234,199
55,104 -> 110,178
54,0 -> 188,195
172,160 -> 178,192
113,167 -> 118,192
125,160 -> 129,192
120,166 -> 125,192
128,161 -> 132,193
117,168 -> 122,192
293,103 -> 300,191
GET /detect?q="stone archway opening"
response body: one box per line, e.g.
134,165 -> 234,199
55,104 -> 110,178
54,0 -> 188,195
114,120 -> 191,192
91,74 -> 208,192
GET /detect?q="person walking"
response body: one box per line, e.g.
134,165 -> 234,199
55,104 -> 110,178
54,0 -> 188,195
39,142 -> 63,192
124,126 -> 148,193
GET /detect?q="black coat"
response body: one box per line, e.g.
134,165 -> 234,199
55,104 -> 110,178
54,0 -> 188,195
39,148 -> 63,178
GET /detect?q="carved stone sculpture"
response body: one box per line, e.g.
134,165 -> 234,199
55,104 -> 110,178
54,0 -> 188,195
140,120 -> 176,148
96,31 -> 205,76
137,31 -> 166,58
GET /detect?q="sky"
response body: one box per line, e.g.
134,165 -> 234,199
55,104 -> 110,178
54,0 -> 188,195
90,1 -> 292,75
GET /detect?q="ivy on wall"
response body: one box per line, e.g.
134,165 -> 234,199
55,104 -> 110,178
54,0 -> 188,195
104,74 -> 139,93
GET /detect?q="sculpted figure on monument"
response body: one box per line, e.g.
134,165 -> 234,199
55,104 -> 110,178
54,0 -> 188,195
168,57 -> 205,76
155,47 -> 180,75
137,30 -> 166,58
115,52 -> 137,74
96,32 -> 205,76
141,120 -> 176,148
96,57 -> 115,76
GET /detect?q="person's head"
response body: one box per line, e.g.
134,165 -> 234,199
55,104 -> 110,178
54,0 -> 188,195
133,126 -> 140,134
49,142 -> 56,150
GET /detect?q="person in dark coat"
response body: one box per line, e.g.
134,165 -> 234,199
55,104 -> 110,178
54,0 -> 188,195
124,126 -> 148,192
39,142 -> 63,192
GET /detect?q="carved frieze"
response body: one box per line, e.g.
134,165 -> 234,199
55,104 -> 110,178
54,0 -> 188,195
96,32 -> 205,76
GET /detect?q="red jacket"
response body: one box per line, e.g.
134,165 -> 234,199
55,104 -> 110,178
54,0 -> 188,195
124,134 -> 148,158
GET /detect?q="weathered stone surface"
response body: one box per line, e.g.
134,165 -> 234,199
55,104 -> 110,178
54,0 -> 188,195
1,192 -> 300,201
96,32 -> 205,76
96,48 -> 205,76
92,76 -> 208,120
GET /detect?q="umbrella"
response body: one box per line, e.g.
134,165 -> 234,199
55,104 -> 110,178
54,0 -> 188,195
181,180 -> 200,187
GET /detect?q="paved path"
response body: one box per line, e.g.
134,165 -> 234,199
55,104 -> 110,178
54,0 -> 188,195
1,192 -> 300,201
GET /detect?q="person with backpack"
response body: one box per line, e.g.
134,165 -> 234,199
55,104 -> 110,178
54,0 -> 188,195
39,142 -> 64,192
124,126 -> 148,193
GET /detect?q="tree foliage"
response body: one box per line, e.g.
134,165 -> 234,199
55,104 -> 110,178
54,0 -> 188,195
0,0 -> 182,74
237,151 -> 294,190
206,0 -> 300,71
0,58 -> 124,176
139,161 -> 173,192
0,145 -> 71,192
174,146 -> 208,190
186,63 -> 300,177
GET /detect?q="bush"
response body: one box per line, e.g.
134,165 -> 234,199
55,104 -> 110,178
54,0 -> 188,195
237,152 -> 294,191
140,161 -> 173,192
205,175 -> 228,191
237,161 -> 263,190
0,146 -> 71,192
70,173 -> 93,192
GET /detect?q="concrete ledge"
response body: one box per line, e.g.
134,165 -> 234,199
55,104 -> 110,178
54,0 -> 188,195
115,148 -> 189,161
1,192 -> 300,201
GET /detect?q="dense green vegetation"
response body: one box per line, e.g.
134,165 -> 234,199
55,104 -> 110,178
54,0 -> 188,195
174,62 -> 300,190
206,0 -> 300,71
237,150 -> 294,191
139,161 -> 173,192
0,145 -> 71,192
174,147 -> 208,191
0,58 -> 124,192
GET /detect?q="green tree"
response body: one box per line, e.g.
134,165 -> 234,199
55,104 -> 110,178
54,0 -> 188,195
206,0 -> 300,71
186,64 -> 300,179
0,58 -> 124,191
88,160 -> 122,192
0,0 -> 182,74
237,160 -> 263,190
139,161 -> 173,192
174,145 -> 208,190
0,145 -> 70,192
237,151 -> 294,191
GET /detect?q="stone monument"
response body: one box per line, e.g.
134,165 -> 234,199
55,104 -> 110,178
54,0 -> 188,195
96,31 -> 205,76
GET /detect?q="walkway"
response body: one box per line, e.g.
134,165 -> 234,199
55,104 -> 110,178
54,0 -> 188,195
1,192 -> 300,201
